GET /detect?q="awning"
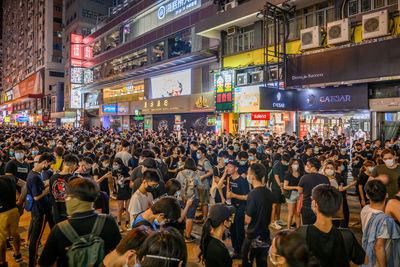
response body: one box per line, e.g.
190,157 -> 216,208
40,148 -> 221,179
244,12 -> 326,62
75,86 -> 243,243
51,111 -> 76,119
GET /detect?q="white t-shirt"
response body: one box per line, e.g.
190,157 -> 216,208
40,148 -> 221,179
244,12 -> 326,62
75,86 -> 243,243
115,151 -> 132,167
360,205 -> 392,267
128,189 -> 153,222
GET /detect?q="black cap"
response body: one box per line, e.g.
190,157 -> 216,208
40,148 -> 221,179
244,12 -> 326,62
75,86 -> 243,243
209,204 -> 235,226
227,160 -> 239,168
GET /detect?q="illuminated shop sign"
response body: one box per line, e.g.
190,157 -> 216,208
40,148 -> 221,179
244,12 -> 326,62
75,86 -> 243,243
214,70 -> 235,113
157,0 -> 199,20
71,68 -> 84,84
103,105 -> 117,113
251,112 -> 270,120
70,84 -> 82,109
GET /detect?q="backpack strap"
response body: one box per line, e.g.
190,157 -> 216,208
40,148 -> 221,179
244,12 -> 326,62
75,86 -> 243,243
58,220 -> 81,244
91,214 -> 107,236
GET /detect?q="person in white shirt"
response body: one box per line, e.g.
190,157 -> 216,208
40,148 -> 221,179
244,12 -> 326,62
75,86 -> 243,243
128,170 -> 160,224
115,140 -> 132,168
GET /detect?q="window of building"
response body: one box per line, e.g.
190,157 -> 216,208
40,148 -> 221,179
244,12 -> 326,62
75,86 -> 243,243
49,71 -> 64,77
168,32 -> 192,59
349,0 -> 359,16
305,13 -> 314,28
361,0 -> 371,12
151,42 -> 164,63
374,0 -> 385,8
226,30 -> 255,55
388,0 -> 398,5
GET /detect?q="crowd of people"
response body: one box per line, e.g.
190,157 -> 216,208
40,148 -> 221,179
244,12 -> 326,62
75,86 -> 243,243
0,126 -> 399,267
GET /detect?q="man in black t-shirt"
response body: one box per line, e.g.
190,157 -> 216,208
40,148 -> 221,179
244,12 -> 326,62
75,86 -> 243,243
243,163 -> 273,267
298,158 -> 330,225
297,184 -> 366,267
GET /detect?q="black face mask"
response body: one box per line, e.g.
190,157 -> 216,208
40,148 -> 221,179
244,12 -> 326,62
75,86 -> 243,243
145,185 -> 154,192
43,165 -> 50,171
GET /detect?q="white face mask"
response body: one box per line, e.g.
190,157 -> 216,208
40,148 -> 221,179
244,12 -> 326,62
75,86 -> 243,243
384,159 -> 395,167
325,169 -> 335,176
291,164 -> 299,171
305,166 -> 311,173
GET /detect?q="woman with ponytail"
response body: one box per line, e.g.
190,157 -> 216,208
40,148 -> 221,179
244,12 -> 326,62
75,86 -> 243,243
199,203 -> 234,267
269,230 -> 320,267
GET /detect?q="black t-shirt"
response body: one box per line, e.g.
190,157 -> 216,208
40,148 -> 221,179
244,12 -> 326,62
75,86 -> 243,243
246,186 -> 273,240
49,173 -> 74,222
38,211 -> 121,267
352,150 -> 364,168
357,172 -> 369,199
298,173 -> 330,208
362,149 -> 374,161
26,170 -> 50,217
205,236 -> 232,267
228,175 -> 249,206
271,161 -> 288,190
284,172 -> 301,187
94,167 -> 111,194
5,159 -> 30,181
304,225 -> 365,267
0,175 -> 17,213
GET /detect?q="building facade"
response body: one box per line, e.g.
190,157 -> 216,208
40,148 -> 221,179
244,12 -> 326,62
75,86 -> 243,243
1,0 -> 65,125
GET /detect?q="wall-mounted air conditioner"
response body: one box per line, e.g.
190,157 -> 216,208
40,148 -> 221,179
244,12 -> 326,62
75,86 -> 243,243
225,0 -> 238,11
269,67 -> 282,81
300,26 -> 321,50
327,18 -> 351,45
362,10 -> 388,40
251,71 -> 264,83
237,73 -> 249,86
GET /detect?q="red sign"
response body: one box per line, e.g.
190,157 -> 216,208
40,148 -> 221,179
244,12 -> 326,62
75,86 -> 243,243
300,122 -> 308,139
71,59 -> 83,66
283,113 -> 289,121
71,44 -> 83,59
251,112 -> 270,120
83,46 -> 93,60
71,34 -> 83,44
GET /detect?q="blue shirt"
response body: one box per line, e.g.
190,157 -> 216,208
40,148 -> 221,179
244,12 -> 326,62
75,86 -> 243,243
26,170 -> 50,217
132,213 -> 157,231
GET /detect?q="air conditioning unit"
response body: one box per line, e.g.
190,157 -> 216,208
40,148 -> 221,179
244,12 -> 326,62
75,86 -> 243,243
225,0 -> 238,10
227,26 -> 239,36
237,73 -> 249,86
362,10 -> 388,40
251,71 -> 264,83
327,18 -> 351,45
269,67 -> 282,81
300,26 -> 321,50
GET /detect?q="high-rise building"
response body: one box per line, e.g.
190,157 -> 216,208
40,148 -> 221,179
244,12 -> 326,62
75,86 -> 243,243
60,0 -> 113,125
1,0 -> 65,125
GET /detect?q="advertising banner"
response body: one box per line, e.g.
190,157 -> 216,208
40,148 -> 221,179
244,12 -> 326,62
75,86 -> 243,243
287,38 -> 400,86
13,72 -> 43,98
295,84 -> 368,111
235,86 -> 259,113
215,70 -> 235,113
259,88 -> 295,111
251,112 -> 270,120
150,69 -> 191,99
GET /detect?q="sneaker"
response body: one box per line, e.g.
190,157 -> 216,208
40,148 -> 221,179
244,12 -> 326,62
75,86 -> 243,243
185,236 -> 195,243
13,254 -> 23,263
277,220 -> 287,226
272,221 -> 283,230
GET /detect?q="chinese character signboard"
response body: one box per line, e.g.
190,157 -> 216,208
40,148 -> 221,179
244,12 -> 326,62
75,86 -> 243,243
214,70 -> 235,113
300,122 -> 308,139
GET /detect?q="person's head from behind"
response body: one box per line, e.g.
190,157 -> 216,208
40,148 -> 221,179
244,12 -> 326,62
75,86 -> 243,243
66,178 -> 99,215
54,146 -> 65,158
151,196 -> 181,226
248,163 -> 266,185
364,180 -> 387,204
306,157 -> 321,173
63,154 -> 79,173
36,153 -> 56,171
103,226 -> 153,267
138,228 -> 187,267
269,230 -> 320,267
165,179 -> 181,197
312,184 -> 342,218
199,204 -> 235,263
183,158 -> 197,171
142,170 -> 160,193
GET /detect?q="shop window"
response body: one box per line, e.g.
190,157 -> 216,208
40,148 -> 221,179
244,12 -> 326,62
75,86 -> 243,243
361,0 -> 371,12
168,32 -> 191,59
104,30 -> 120,51
349,0 -> 359,16
151,42 -> 164,63
374,0 -> 385,8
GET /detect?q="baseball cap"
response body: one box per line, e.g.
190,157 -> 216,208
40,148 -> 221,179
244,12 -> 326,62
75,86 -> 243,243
227,160 -> 239,168
209,204 -> 235,226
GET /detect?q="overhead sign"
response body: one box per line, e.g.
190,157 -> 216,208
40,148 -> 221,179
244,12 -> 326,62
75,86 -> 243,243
259,88 -> 295,111
235,86 -> 259,113
251,112 -> 270,120
215,70 -> 235,113
13,72 -> 43,98
4,117 -> 10,123
157,0 -> 200,20
17,116 -> 28,122
70,84 -> 82,109
103,105 -> 117,113
150,69 -> 191,99
296,84 -> 368,111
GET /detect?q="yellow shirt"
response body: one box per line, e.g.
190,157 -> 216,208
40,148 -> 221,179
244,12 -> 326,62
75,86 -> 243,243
51,158 -> 63,172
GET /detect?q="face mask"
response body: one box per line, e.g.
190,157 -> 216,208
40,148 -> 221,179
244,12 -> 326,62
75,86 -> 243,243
247,176 -> 253,185
43,165 -> 50,171
366,145 -> 370,149
224,158 -> 229,164
305,166 -> 311,173
325,169 -> 334,176
83,147 -> 88,151
284,163 -> 289,166
111,144 -> 115,149
239,161 -> 247,166
9,151 -> 14,156
66,198 -> 94,216
113,165 -> 119,170
196,153 -> 201,159
51,142 -> 55,147
73,138 -> 77,142
154,218 -> 165,227
234,146 -> 238,150
31,151 -> 38,155
15,153 -> 24,161
292,164 -> 299,171
249,156 -> 255,161
14,138 -> 19,142
98,147 -> 102,151
145,185 -> 154,192
384,159 -> 395,167
388,144 -> 393,148
103,163 -> 109,168
315,148 -> 319,152
341,148 -> 347,152
368,167 -> 374,173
